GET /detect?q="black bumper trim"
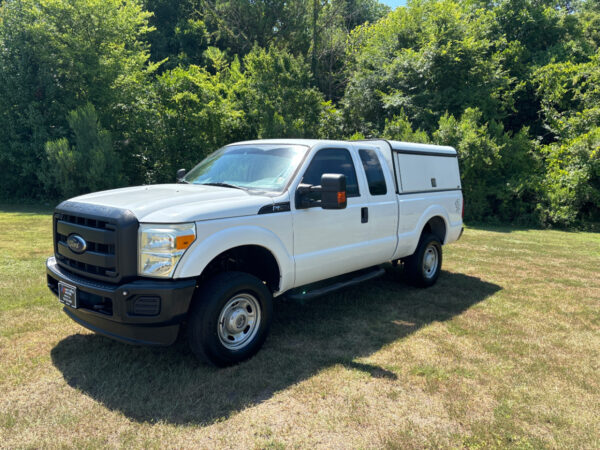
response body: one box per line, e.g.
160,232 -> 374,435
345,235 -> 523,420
47,257 -> 197,346
62,307 -> 179,346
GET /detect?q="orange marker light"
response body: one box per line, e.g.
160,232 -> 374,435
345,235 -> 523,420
337,191 -> 346,204
176,234 -> 195,250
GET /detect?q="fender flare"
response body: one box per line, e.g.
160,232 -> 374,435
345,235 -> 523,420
405,206 -> 450,255
174,225 -> 294,294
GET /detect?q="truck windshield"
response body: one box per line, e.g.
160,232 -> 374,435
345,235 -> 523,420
184,144 -> 307,192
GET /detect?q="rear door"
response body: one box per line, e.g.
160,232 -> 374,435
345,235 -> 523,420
355,145 -> 399,262
291,145 -> 371,287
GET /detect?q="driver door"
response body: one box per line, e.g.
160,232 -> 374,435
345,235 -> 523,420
291,147 -> 370,287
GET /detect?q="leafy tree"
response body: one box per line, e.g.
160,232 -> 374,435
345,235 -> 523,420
240,46 -> 325,138
143,0 -> 209,69
45,104 -> 123,199
383,111 -> 429,143
312,0 -> 389,101
147,62 -> 246,181
0,0 -> 154,198
534,52 -> 600,225
434,108 -> 539,223
201,0 -> 310,56
343,0 -> 513,136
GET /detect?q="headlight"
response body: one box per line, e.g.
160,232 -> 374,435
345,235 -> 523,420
138,223 -> 196,278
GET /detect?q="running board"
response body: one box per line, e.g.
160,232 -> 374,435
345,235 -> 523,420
285,267 -> 385,301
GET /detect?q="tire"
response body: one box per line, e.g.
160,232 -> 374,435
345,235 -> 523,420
404,233 -> 443,287
187,271 -> 273,367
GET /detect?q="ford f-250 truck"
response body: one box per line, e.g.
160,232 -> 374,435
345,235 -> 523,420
46,139 -> 463,366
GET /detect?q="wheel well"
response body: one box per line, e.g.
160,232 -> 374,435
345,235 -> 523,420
199,245 -> 281,292
422,216 -> 447,244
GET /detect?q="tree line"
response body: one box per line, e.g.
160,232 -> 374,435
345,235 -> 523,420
0,0 -> 598,227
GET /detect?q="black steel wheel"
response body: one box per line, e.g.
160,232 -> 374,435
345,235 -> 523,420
187,271 -> 273,366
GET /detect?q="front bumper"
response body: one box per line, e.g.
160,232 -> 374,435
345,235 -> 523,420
46,257 -> 196,346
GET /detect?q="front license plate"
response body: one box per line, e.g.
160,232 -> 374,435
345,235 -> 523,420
58,282 -> 78,308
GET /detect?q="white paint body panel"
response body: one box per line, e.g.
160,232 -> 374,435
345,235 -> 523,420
395,153 -> 461,193
73,184 -> 274,223
175,203 -> 296,293
69,139 -> 463,296
289,142 -> 390,286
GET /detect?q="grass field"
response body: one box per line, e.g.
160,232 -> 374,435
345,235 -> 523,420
0,205 -> 599,449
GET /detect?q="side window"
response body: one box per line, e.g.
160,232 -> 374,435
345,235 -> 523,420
359,149 -> 387,196
301,148 -> 360,197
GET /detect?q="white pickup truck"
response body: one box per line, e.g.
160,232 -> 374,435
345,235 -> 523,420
46,139 -> 463,366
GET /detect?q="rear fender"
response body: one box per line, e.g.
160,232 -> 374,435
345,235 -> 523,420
399,206 -> 450,258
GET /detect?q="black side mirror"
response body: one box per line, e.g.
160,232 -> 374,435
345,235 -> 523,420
296,173 -> 347,209
321,173 -> 347,209
176,168 -> 186,182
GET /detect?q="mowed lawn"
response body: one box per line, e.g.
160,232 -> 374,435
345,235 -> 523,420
0,206 -> 598,449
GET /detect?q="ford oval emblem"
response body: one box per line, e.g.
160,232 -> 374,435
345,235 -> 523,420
67,234 -> 87,254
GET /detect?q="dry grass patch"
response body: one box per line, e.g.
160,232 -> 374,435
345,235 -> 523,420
0,206 -> 599,448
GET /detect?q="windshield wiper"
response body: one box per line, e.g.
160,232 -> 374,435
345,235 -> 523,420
199,182 -> 247,191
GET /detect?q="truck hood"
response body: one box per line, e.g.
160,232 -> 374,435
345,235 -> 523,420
71,184 -> 274,223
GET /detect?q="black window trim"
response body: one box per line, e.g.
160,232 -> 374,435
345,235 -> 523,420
358,148 -> 388,196
299,146 -> 361,198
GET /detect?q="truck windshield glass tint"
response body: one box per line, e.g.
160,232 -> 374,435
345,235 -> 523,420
301,148 -> 360,197
359,149 -> 387,195
184,145 -> 307,192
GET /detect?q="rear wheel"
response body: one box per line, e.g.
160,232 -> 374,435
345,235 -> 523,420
187,271 -> 273,366
404,233 -> 442,287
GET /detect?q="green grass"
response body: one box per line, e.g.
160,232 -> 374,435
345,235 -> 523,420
0,205 -> 598,448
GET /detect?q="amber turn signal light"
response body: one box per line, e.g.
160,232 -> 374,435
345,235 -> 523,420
176,234 -> 195,250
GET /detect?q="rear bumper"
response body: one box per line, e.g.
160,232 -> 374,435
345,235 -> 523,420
46,257 -> 196,346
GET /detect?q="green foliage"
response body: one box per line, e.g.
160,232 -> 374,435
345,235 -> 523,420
313,0 -> 389,100
539,128 -> 600,227
241,47 -> 325,138
533,52 -> 600,226
147,62 -> 246,181
0,0 -> 599,227
0,0 -> 154,198
383,112 -> 429,143
201,0 -> 310,56
45,104 -> 123,199
143,0 -> 209,69
434,109 -> 539,223
343,0 -> 513,134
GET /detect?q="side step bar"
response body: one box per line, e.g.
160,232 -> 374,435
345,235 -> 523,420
285,266 -> 385,301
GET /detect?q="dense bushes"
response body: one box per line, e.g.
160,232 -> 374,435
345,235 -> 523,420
0,0 -> 598,227
45,104 -> 123,199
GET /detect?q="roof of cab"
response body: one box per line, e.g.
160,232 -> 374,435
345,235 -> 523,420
227,138 -> 457,156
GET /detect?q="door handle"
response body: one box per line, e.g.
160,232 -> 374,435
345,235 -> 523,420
361,207 -> 368,223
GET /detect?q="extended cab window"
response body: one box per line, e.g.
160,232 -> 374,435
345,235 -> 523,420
359,149 -> 387,196
301,148 -> 360,197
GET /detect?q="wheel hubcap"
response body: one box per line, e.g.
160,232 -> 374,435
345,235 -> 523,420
423,244 -> 439,279
217,293 -> 261,350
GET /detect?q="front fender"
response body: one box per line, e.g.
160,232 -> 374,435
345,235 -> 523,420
174,225 -> 294,295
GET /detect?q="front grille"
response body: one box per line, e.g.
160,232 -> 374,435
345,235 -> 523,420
53,201 -> 138,283
58,214 -> 110,230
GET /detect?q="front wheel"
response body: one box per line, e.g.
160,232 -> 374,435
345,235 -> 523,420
187,271 -> 273,367
404,233 -> 443,287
